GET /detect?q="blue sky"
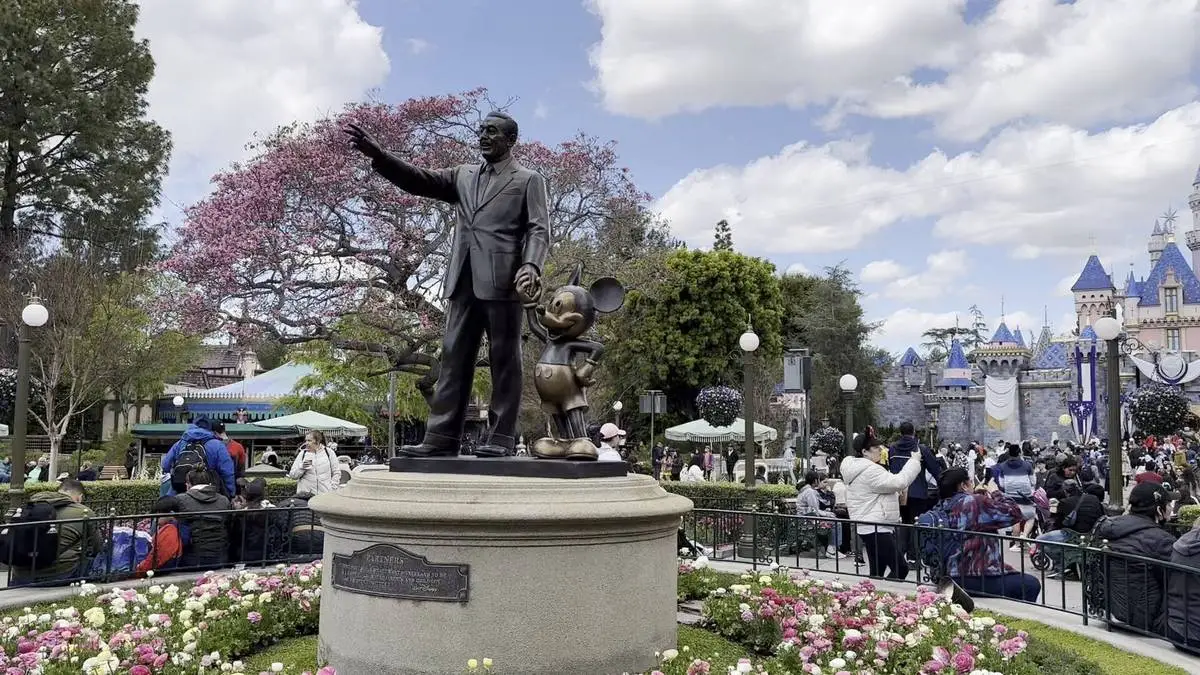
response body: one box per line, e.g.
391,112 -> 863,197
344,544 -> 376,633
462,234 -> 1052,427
135,0 -> 1200,353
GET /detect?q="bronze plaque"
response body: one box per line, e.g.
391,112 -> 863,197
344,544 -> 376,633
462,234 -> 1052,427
331,544 -> 469,603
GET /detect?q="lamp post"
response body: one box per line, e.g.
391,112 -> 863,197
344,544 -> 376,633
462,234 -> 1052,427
172,395 -> 185,424
612,400 -> 623,427
739,326 -> 760,487
736,324 -> 760,560
1094,315 -> 1127,509
9,297 -> 49,512
929,407 -> 939,446
839,374 -> 858,461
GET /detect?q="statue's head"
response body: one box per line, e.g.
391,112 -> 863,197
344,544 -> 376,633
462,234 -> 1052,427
537,265 -> 625,341
479,111 -> 518,162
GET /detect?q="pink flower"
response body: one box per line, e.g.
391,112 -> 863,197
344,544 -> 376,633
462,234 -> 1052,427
247,611 -> 262,624
130,666 -> 151,675
951,650 -> 975,673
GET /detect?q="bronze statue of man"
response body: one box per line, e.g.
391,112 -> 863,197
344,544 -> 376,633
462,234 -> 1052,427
345,112 -> 549,457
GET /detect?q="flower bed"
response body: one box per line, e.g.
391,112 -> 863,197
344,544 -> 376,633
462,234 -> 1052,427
673,559 -> 1044,675
0,564 -> 327,674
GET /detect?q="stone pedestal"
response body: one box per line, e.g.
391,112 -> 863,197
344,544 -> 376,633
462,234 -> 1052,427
309,470 -> 692,675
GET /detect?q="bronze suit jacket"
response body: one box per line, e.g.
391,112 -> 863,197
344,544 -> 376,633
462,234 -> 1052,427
371,152 -> 551,301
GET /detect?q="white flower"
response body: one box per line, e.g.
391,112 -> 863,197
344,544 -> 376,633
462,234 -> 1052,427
758,575 -> 772,584
829,657 -> 846,669
736,659 -> 753,673
662,649 -> 679,661
82,607 -> 106,628
270,663 -> 284,673
808,614 -> 825,628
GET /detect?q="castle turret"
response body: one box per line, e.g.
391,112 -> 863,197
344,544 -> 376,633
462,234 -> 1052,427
1187,165 -> 1200,272
939,338 -> 972,388
1150,218 -> 1166,265
1071,254 -> 1114,331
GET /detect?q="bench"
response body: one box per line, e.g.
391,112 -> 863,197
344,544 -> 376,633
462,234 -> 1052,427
98,466 -> 129,481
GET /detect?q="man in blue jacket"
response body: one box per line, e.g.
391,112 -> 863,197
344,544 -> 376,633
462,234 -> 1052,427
889,421 -> 943,560
159,417 -> 236,497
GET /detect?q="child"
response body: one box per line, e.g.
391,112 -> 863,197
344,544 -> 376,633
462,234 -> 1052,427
136,496 -> 190,577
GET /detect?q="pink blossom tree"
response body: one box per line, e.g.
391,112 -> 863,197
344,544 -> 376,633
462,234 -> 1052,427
163,89 -> 651,399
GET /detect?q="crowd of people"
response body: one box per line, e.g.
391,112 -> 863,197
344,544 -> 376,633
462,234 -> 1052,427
783,421 -> 1200,649
0,417 -> 346,589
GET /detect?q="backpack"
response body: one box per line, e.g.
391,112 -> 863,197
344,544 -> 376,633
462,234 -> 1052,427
1,501 -> 61,569
171,441 -> 213,494
917,501 -> 963,580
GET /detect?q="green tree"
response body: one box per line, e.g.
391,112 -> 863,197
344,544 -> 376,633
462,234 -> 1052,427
95,274 -> 203,430
0,0 -> 170,272
603,250 -> 785,434
279,320 -> 490,444
713,219 -> 733,251
967,304 -> 988,349
778,265 -> 883,431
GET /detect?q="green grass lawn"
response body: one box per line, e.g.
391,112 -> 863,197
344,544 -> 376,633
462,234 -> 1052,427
981,611 -> 1188,675
244,617 -> 1189,675
242,637 -> 320,673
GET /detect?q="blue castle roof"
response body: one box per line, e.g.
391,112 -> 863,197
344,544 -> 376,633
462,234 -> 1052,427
1137,242 -> 1200,306
1079,324 -> 1098,341
1032,341 -> 1069,369
897,347 -> 923,367
1124,269 -> 1142,298
990,321 -> 1016,344
1013,326 -> 1026,347
939,338 -> 973,388
1071,255 -> 1114,292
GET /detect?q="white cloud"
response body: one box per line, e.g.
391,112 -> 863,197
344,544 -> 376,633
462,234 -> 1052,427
405,38 -> 430,54
783,262 -> 810,276
871,308 -> 960,353
135,0 -> 390,208
656,102 -> 1200,259
881,250 -> 968,302
588,0 -> 1200,140
860,260 -> 907,284
533,101 -> 549,119
843,0 -> 1200,141
587,0 -> 966,119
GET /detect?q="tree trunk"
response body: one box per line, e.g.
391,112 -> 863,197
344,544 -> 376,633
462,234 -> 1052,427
48,433 -> 62,481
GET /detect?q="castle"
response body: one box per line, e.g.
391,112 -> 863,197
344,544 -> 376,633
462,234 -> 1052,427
873,165 -> 1200,446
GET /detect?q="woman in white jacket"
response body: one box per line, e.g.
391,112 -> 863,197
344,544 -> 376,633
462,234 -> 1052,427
288,430 -> 341,495
840,428 -> 924,579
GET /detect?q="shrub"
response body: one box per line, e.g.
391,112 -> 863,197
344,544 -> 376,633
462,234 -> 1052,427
1180,504 -> 1200,529
23,479 -> 298,515
661,481 -> 796,510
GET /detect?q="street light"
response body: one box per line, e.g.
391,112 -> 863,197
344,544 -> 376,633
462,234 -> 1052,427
839,374 -> 858,462
740,326 -> 760,487
172,395 -> 185,424
1093,314 -> 1126,508
9,296 -> 49,511
612,400 -> 623,426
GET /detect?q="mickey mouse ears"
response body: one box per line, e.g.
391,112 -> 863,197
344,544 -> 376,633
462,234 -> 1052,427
590,276 -> 625,314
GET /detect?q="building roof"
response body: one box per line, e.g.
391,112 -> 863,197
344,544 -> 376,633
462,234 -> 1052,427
1124,269 -> 1142,298
1194,163 -> 1200,186
1032,341 -> 1070,369
1013,326 -> 1026,348
1153,219 -> 1163,236
189,362 -> 315,399
990,321 -> 1017,344
897,347 -> 924,367
1032,325 -> 1054,359
1137,242 -> 1200,306
1079,324 -> 1098,341
1071,255 -> 1114,292
939,338 -> 974,388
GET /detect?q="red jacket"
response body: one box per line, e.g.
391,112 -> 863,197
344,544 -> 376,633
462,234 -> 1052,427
227,440 -> 247,474
137,521 -> 184,576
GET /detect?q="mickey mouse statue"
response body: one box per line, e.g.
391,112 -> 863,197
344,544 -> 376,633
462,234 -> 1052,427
520,265 -> 625,460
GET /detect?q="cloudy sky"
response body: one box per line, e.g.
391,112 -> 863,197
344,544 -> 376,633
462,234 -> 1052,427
134,0 -> 1200,354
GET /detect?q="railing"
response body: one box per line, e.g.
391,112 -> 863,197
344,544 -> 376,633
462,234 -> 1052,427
682,507 -> 1200,655
0,506 -> 322,590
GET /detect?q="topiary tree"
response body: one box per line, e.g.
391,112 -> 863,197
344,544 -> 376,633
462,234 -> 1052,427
695,385 -> 742,428
810,426 -> 844,458
1130,383 -> 1190,437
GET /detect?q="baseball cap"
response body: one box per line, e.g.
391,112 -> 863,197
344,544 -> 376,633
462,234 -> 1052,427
599,423 -> 625,440
1129,482 -> 1179,509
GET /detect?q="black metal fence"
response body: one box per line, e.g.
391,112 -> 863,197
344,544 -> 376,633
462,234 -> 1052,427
683,507 -> 1200,655
0,506 -> 322,590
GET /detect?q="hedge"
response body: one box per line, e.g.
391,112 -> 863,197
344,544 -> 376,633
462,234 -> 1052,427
20,477 -> 793,515
23,479 -> 299,516
1179,504 -> 1200,529
661,481 -> 796,509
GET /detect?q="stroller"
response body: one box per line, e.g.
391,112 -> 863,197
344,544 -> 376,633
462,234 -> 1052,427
1029,488 -> 1051,538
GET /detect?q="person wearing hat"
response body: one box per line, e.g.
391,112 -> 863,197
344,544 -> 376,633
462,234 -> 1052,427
841,427 -> 924,579
1094,482 -> 1179,635
596,423 -> 625,463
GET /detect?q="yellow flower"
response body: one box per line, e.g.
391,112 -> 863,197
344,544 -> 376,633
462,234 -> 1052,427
467,658 -> 479,670
482,657 -> 493,668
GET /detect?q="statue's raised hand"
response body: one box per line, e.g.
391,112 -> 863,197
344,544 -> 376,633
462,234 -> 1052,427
344,123 -> 385,160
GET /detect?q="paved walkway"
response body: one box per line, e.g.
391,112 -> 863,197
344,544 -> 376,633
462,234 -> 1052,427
703,559 -> 1200,674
